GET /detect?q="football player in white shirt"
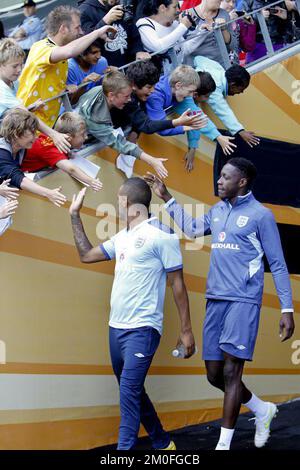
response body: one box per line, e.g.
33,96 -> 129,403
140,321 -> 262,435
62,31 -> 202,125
70,177 -> 196,450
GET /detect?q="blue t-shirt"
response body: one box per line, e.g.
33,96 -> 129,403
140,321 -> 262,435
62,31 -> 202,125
67,57 -> 108,90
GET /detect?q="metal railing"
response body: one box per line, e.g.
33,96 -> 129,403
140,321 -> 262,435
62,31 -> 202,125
122,0 -> 300,70
28,0 -> 300,113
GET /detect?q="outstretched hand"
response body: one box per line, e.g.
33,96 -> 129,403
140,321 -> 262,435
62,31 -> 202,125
184,148 -> 195,172
69,187 -> 87,216
143,172 -> 172,201
98,25 -> 118,41
217,135 -> 237,155
52,131 -> 71,154
0,199 -> 19,219
175,109 -> 208,129
0,179 -> 19,200
239,130 -> 260,148
47,186 -> 67,207
150,158 -> 168,180
90,178 -> 103,192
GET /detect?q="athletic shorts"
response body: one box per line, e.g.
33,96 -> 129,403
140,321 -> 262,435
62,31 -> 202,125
202,299 -> 261,361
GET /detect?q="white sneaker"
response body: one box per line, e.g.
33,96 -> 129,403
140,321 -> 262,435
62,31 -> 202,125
253,402 -> 278,448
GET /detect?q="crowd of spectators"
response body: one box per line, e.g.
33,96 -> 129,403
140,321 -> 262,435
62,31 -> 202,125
0,0 -> 298,232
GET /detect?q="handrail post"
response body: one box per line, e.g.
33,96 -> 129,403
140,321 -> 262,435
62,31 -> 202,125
256,11 -> 275,57
167,47 -> 180,72
214,27 -> 231,70
61,93 -> 73,112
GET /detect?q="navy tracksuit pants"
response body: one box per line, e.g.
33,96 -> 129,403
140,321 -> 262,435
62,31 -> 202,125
109,326 -> 170,450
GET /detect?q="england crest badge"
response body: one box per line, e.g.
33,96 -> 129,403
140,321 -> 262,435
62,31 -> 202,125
236,216 -> 249,228
134,237 -> 146,249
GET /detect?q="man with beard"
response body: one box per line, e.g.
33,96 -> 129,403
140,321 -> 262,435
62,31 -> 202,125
17,5 -> 115,127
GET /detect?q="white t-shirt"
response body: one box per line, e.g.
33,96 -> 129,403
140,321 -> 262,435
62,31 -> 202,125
101,216 -> 183,335
0,79 -> 22,118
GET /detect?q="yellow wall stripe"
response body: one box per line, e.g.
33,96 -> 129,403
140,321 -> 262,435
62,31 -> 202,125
0,393 -> 298,450
251,73 -> 300,124
282,55 -> 300,78
1,363 -> 300,375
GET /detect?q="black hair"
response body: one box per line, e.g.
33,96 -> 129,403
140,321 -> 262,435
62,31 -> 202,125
126,60 -> 160,88
82,39 -> 102,56
225,65 -> 250,88
196,71 -> 216,96
227,157 -> 257,189
121,177 -> 152,209
136,0 -> 173,19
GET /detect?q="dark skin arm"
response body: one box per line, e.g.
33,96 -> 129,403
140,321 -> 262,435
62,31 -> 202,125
143,172 -> 173,203
279,312 -> 295,342
70,188 -> 107,263
168,269 -> 195,358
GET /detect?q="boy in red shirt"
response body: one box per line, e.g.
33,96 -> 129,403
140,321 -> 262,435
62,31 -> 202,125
21,112 -> 102,191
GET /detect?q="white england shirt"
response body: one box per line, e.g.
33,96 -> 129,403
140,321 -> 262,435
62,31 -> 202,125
101,216 -> 183,335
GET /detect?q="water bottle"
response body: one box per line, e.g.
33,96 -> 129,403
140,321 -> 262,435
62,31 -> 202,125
172,344 -> 198,358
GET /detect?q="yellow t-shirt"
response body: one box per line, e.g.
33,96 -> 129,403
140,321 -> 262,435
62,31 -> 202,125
17,38 -> 68,127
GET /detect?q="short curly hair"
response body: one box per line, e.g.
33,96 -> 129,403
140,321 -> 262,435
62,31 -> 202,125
126,60 -> 160,89
227,157 -> 257,189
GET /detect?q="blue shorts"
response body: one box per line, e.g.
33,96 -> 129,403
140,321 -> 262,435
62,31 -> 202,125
202,300 -> 261,361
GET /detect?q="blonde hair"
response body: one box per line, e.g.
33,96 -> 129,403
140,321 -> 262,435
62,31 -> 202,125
0,108 -> 38,143
0,38 -> 25,66
169,65 -> 200,88
54,112 -> 86,136
102,71 -> 131,96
